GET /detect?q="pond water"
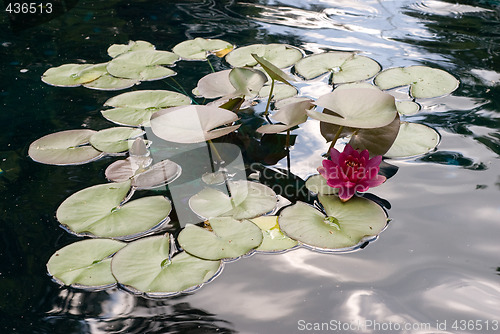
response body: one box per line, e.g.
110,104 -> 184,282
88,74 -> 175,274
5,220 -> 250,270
1,0 -> 500,333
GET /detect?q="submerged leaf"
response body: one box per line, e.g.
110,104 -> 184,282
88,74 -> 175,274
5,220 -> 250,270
173,37 -> 233,60
226,43 -> 302,68
384,122 -> 440,158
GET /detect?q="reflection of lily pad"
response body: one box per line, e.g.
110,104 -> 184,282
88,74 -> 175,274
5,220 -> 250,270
56,181 -> 172,240
47,239 -> 126,288
294,52 -> 381,82
107,40 -> 155,58
111,234 -> 222,296
107,50 -> 179,81
374,66 -> 459,98
251,216 -> 299,253
279,195 -> 387,252
178,217 -> 263,260
384,122 -> 440,158
189,181 -> 277,220
41,63 -> 108,87
226,43 -> 302,68
90,127 -> 145,153
173,37 -> 233,60
29,129 -> 104,165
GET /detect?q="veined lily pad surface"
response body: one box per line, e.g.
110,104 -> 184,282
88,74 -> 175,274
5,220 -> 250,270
294,51 -> 381,82
173,37 -> 233,60
304,174 -> 338,195
41,63 -> 107,87
189,180 -> 277,220
111,234 -> 222,297
56,180 -> 172,240
107,50 -> 179,81
82,73 -> 139,91
90,127 -> 145,153
279,195 -> 388,252
251,53 -> 294,86
225,43 -> 303,68
374,65 -> 459,98
107,40 -> 155,58
28,129 -> 104,165
251,216 -> 299,253
47,239 -> 126,289
178,217 -> 263,260
384,122 -> 440,158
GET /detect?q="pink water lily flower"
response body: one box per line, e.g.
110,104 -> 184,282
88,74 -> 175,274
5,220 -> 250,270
318,144 -> 386,201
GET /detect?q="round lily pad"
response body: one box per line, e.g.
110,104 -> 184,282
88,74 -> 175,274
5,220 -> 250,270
226,43 -> 302,68
308,87 -> 398,129
195,68 -> 267,99
104,90 -> 191,109
374,65 -> 459,99
229,67 -> 268,97
384,122 -> 440,158
56,181 -> 172,240
90,127 -> 145,153
278,195 -> 387,252
47,239 -> 126,289
107,50 -> 179,81
178,217 -> 264,260
189,180 -> 277,220
41,63 -> 108,87
396,101 -> 421,115
304,174 -> 338,195
294,51 -> 381,82
107,40 -> 155,58
150,105 -> 241,144
83,74 -> 139,91
258,83 -> 298,101
252,53 -> 294,85
250,216 -> 299,253
28,129 -> 104,165
173,37 -> 233,60
111,234 -> 222,296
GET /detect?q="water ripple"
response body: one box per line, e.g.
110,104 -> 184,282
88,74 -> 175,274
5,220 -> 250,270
408,0 -> 495,16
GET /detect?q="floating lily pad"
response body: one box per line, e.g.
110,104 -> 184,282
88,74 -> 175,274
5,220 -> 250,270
396,100 -> 421,115
83,73 -> 139,91
189,180 -> 277,220
150,105 -> 241,144
229,67 -> 268,97
308,87 -> 398,129
258,83 -> 298,101
41,63 -> 108,87
178,217 -> 263,260
107,40 -> 155,58
195,68 -> 267,99
173,37 -> 233,60
47,239 -> 126,289
29,129 -> 104,165
111,234 -> 222,296
257,99 -> 313,134
294,52 -> 381,82
252,54 -> 293,86
374,65 -> 459,98
250,216 -> 298,253
384,122 -> 440,158
304,174 -> 338,195
107,50 -> 179,81
56,181 -> 172,240
226,43 -> 302,68
90,127 -> 145,153
279,195 -> 387,252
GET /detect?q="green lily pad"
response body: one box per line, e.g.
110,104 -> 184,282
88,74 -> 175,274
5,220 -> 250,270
278,195 -> 387,252
107,40 -> 155,58
384,122 -> 440,158
251,54 -> 293,86
47,239 -> 126,288
104,90 -> 191,109
304,174 -> 338,195
294,52 -> 381,82
56,181 -> 172,240
308,87 -> 398,129
178,217 -> 263,260
150,105 -> 241,144
229,67 -> 268,97
111,234 -> 222,296
226,43 -> 302,68
41,63 -> 108,87
83,73 -> 139,91
107,50 -> 179,81
173,37 -> 233,60
396,101 -> 421,115
90,127 -> 145,153
250,216 -> 299,253
195,68 -> 267,99
374,66 -> 459,98
258,83 -> 298,101
29,129 -> 104,165
189,180 -> 277,220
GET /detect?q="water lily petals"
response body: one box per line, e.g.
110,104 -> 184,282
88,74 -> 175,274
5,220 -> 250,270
29,129 -> 104,165
279,195 -> 387,251
107,50 -> 179,81
309,88 -> 398,129
56,181 -> 172,239
47,239 -> 126,288
90,127 -> 145,153
251,216 -> 298,252
385,122 -> 440,158
105,90 -> 191,109
305,174 -> 338,195
374,66 -> 459,98
229,67 -> 268,97
349,113 -> 400,155
111,234 -> 221,296
41,63 -> 107,87
150,105 -> 240,144
83,74 -> 139,91
107,40 -> 155,58
226,43 -> 302,68
178,217 -> 263,260
294,52 -> 380,82
173,37 -> 233,60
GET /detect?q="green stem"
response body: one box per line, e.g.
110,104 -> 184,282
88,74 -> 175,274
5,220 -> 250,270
207,57 -> 215,73
263,79 -> 275,116
286,129 -> 291,175
208,139 -> 223,163
327,125 -> 344,156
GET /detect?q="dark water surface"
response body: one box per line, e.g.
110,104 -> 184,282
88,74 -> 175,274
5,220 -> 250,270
1,1 -> 500,333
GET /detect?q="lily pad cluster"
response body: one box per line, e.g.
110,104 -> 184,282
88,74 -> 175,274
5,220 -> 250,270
32,38 -> 460,297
